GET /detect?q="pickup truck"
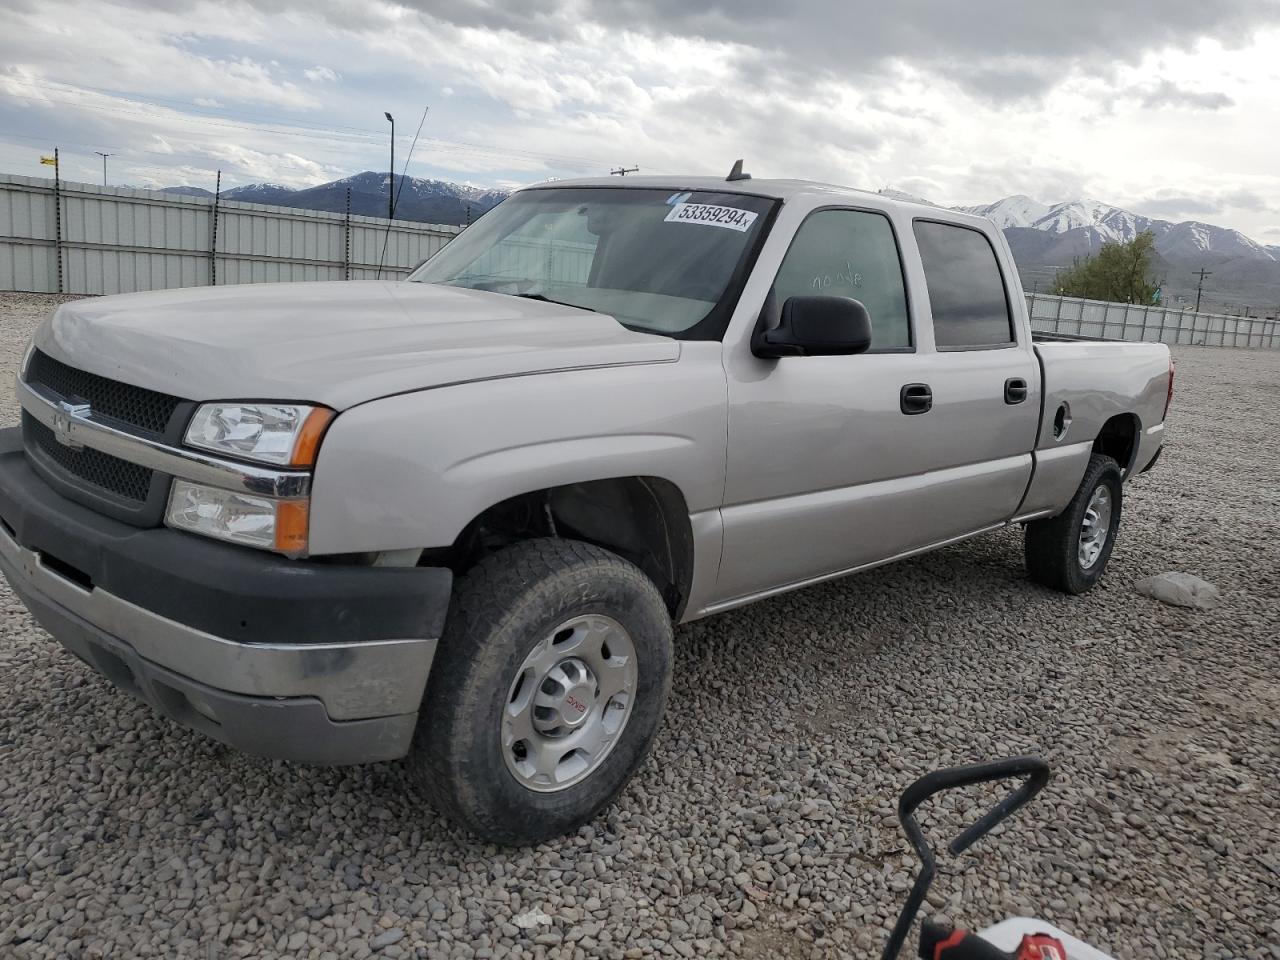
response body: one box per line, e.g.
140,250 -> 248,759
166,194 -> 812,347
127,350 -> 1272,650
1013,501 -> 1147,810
0,171 -> 1172,844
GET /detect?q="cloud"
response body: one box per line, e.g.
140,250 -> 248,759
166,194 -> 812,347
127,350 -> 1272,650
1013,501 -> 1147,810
1,0 -> 1279,242
373,0 -> 1280,102
1139,79 -> 1234,110
1133,186 -> 1274,220
1136,195 -> 1223,217
89,0 -> 1277,106
1221,188 -> 1270,212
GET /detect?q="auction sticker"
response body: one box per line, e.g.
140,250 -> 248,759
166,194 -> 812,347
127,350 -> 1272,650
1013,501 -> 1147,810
664,202 -> 758,232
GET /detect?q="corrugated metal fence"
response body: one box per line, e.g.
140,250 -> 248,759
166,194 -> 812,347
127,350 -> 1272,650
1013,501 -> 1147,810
0,174 -> 461,295
1026,293 -> 1280,350
3,173 -> 1278,352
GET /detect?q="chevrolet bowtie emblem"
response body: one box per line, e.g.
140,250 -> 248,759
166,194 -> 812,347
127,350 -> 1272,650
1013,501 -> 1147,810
52,399 -> 91,449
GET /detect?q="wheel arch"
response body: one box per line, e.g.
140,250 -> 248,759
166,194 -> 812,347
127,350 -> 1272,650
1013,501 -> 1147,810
439,476 -> 696,621
1092,413 -> 1141,476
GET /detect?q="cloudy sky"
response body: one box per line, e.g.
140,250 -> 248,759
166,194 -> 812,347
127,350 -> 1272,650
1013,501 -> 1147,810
4,0 -> 1280,239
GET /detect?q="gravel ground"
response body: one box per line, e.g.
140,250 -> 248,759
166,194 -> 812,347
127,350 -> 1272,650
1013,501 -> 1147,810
0,290 -> 1277,960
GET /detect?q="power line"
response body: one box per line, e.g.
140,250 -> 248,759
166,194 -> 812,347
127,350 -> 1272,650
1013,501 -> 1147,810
610,165 -> 639,176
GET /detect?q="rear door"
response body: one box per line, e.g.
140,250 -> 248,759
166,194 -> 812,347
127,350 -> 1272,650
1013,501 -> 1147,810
906,217 -> 1041,525
713,207 -> 1039,608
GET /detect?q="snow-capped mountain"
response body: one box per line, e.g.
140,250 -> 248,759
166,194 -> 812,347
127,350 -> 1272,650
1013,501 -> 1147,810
876,188 -> 936,206
950,194 -> 1277,262
221,182 -> 297,204
881,187 -> 1280,310
956,195 -> 1051,231
161,172 -> 508,226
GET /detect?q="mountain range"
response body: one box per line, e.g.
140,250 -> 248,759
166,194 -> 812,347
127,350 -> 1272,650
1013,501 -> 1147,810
157,174 -> 1278,314
161,172 -> 507,226
880,189 -> 1280,313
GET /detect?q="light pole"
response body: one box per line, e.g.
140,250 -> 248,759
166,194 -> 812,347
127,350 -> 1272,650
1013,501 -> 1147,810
384,112 -> 395,221
94,151 -> 111,186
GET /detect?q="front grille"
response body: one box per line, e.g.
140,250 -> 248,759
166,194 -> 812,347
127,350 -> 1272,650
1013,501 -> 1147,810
25,413 -> 153,503
26,349 -> 184,436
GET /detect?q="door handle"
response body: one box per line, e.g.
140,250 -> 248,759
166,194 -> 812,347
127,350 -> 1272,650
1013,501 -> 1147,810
1004,377 -> 1029,404
900,383 -> 933,415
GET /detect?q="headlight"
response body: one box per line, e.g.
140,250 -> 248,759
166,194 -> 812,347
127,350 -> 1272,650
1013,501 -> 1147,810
185,403 -> 333,466
166,480 -> 309,554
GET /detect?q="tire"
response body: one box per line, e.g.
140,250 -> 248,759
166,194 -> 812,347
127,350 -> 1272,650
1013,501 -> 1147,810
408,538 -> 674,844
1025,453 -> 1123,595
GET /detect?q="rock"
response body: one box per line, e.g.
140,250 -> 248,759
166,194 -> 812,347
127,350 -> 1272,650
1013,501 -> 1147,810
1135,572 -> 1220,609
371,929 -> 405,951
512,908 -> 553,930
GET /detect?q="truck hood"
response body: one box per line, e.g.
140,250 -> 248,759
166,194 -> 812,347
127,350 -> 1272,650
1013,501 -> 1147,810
34,281 -> 680,410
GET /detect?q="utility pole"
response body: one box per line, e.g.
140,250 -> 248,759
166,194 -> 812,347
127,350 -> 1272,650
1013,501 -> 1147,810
1193,267 -> 1213,313
94,151 -> 111,186
610,165 -> 639,176
384,112 -> 395,220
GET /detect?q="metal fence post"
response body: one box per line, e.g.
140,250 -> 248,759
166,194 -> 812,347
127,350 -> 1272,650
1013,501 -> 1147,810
53,148 -> 64,294
344,187 -> 351,281
210,170 -> 220,286
1054,294 -> 1064,334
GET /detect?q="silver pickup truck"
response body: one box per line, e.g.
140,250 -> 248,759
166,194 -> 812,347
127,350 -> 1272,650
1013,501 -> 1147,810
0,173 -> 1172,843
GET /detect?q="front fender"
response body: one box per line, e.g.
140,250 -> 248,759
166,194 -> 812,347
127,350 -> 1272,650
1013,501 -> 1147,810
307,344 -> 727,556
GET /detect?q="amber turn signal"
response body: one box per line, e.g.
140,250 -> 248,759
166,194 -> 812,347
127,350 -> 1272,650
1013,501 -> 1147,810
290,407 -> 335,467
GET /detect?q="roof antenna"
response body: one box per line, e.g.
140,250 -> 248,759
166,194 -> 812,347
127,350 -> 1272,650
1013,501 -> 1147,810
726,159 -> 751,182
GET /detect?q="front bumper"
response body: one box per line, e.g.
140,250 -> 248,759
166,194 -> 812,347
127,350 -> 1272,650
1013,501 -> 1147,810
0,429 -> 451,764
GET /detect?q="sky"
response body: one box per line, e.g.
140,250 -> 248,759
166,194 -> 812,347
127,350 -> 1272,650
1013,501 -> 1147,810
3,0 -> 1280,240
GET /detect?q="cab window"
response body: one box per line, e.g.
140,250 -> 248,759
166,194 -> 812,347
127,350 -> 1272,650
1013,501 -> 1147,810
770,209 -> 911,351
913,221 -> 1015,349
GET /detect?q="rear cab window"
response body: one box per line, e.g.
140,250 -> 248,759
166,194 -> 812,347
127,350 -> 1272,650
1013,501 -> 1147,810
912,220 -> 1015,349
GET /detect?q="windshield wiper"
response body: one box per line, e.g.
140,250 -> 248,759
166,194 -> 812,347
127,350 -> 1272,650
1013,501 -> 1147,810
511,293 -> 598,313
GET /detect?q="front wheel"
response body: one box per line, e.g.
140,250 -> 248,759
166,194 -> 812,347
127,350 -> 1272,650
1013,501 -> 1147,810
1025,453 -> 1123,595
408,538 -> 674,844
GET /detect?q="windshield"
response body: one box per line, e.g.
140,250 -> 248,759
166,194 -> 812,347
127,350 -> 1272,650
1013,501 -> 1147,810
408,187 -> 775,337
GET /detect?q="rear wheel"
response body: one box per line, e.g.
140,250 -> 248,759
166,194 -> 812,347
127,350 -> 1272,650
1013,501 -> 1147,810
408,538 -> 673,844
1025,453 -> 1123,595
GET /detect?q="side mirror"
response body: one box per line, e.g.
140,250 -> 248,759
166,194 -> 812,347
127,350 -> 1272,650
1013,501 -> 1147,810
753,295 -> 873,358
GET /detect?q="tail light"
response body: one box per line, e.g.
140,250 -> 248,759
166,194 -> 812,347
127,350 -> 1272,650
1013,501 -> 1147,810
1163,358 -> 1175,420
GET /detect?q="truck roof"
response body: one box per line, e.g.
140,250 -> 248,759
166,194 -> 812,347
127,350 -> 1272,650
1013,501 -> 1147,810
525,175 -> 993,229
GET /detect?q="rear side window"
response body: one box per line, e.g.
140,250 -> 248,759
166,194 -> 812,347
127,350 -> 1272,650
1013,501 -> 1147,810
913,221 -> 1015,348
771,209 -> 911,351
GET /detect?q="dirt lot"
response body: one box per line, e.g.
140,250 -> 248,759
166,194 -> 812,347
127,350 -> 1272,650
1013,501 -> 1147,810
0,291 -> 1277,959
